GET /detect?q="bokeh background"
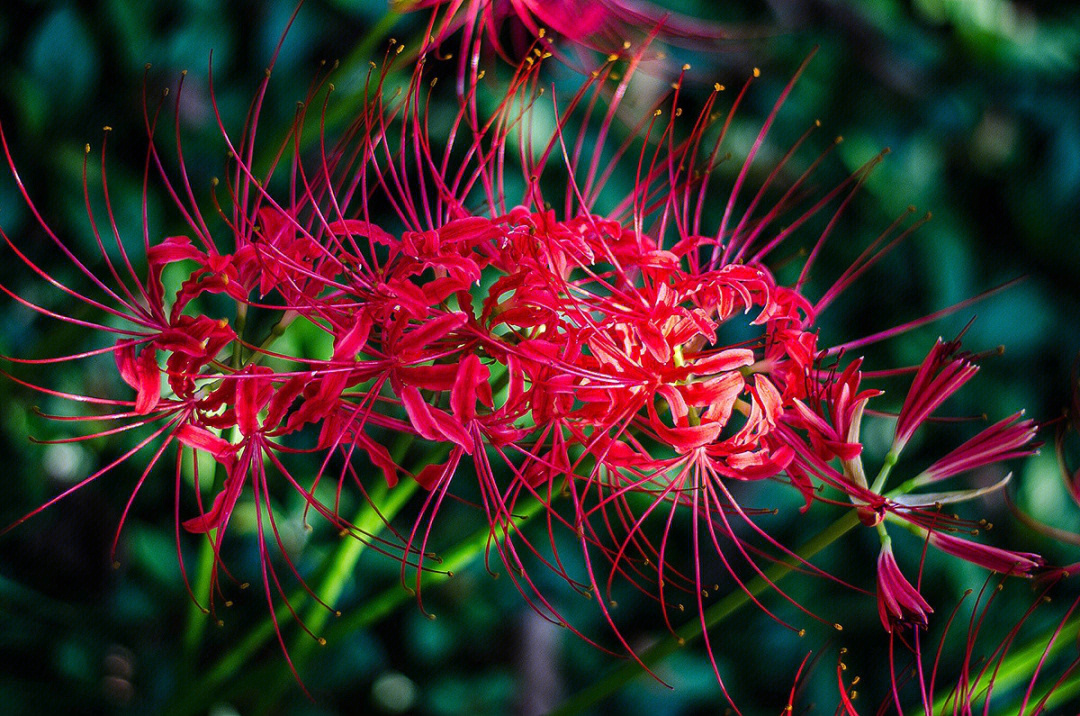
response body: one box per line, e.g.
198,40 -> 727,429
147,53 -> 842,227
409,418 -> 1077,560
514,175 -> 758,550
1,1 -> 1079,714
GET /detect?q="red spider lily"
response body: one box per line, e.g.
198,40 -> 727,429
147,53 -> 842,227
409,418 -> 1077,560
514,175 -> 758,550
782,332 -> 1043,665
927,532 -> 1043,576
289,41 -> 1043,706
893,336 -> 980,453
0,14 -> 1048,710
877,540 -> 933,633
0,12 -> 433,676
917,411 -> 1038,485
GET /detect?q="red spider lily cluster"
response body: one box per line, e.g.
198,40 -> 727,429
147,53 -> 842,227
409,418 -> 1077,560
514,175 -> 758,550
0,5 -> 1056,711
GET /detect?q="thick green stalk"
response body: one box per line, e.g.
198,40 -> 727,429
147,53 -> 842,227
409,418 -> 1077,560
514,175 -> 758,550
550,509 -> 862,716
296,476 -> 418,645
167,474 -> 419,716
250,485 -> 544,714
180,520 -> 219,659
183,299 -> 250,660
328,496 -> 548,639
181,428 -> 237,664
169,494 -> 546,715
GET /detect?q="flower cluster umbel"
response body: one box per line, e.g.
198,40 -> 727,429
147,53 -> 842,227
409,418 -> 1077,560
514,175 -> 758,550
0,8 -> 1045,711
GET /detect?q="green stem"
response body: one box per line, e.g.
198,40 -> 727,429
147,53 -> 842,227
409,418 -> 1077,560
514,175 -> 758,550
183,305 -> 296,661
169,494 -> 547,716
327,495 -> 547,640
181,426 -> 240,665
870,450 -> 899,494
246,443 -> 447,713
550,509 -> 862,716
251,478 -> 540,714
183,300 -> 249,662
181,527 -> 218,660
168,474 -> 419,716
301,477 -> 418,639
1031,660 -> 1080,713
247,309 -> 297,367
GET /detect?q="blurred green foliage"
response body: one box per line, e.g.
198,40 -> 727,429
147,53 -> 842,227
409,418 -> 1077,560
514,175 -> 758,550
0,1 -> 1079,714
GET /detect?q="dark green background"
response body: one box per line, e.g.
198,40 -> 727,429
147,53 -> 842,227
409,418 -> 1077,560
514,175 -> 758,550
1,1 -> 1079,714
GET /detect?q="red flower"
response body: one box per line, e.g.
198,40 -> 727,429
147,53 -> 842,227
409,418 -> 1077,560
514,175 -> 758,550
875,541 -> 932,632
918,411 -> 1038,484
893,337 -> 979,452
411,0 -> 744,67
928,531 -> 1043,576
0,17 -> 1049,709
